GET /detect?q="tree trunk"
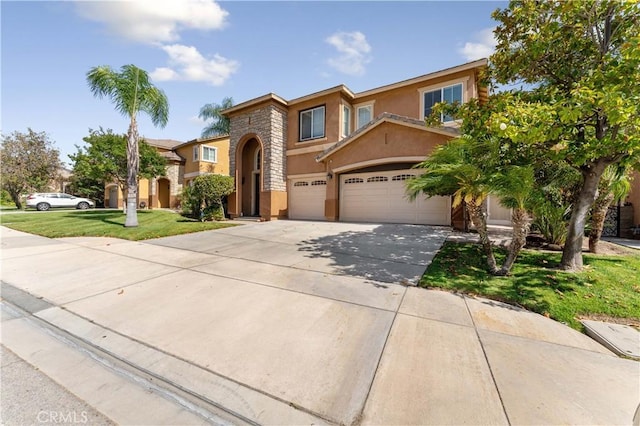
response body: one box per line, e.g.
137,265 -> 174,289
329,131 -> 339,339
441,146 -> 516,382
560,160 -> 608,270
121,186 -> 127,213
124,119 -> 140,228
497,208 -> 530,276
467,201 -> 498,274
9,189 -> 22,209
588,190 -> 614,254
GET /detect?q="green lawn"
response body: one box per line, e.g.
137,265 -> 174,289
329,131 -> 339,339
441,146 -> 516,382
421,242 -> 640,330
0,209 -> 238,241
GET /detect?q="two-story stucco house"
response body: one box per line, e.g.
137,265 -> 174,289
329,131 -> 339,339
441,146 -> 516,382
105,135 -> 230,209
222,58 -> 511,226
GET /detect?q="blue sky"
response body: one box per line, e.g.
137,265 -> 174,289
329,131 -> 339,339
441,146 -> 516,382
2,1 -> 505,166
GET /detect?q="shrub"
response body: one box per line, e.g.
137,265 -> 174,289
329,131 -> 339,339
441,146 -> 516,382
181,175 -> 235,221
530,198 -> 570,246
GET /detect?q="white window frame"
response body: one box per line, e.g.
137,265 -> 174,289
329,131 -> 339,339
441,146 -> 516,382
299,105 -> 325,141
341,104 -> 352,139
355,103 -> 374,130
419,78 -> 467,124
193,145 -> 200,161
202,145 -> 217,163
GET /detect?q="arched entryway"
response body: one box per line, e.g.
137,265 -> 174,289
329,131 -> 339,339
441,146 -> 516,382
238,138 -> 262,217
157,178 -> 170,208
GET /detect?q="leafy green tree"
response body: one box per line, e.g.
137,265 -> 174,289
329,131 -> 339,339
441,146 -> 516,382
182,174 -> 235,221
198,97 -> 233,137
86,64 -> 169,227
489,0 -> 640,270
69,128 -> 166,210
0,129 -> 61,208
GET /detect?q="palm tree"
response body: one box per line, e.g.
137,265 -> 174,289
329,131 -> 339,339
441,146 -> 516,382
588,165 -> 631,253
199,97 -> 234,137
407,137 -> 498,273
491,165 -> 535,275
86,64 -> 169,227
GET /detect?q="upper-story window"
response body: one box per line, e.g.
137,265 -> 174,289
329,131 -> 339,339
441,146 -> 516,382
202,146 -> 217,163
356,104 -> 373,129
342,105 -> 351,138
193,145 -> 199,161
300,106 -> 325,141
423,83 -> 463,123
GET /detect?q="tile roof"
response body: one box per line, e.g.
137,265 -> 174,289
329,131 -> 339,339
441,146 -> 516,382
143,138 -> 184,150
159,150 -> 185,162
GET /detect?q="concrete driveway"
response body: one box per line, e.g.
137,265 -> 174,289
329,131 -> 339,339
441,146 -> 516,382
1,221 -> 638,425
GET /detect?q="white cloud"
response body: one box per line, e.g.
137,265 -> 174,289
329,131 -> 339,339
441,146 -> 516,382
150,44 -> 239,86
189,115 -> 207,126
326,31 -> 372,76
150,67 -> 179,81
75,0 -> 228,44
459,27 -> 497,61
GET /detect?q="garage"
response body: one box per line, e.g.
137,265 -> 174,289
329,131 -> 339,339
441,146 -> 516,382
339,170 -> 450,225
288,178 -> 327,220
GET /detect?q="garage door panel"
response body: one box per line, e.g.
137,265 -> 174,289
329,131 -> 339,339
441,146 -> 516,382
340,170 -> 450,225
289,178 -> 326,220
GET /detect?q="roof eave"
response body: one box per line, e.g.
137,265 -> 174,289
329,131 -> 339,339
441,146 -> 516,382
221,93 -> 288,116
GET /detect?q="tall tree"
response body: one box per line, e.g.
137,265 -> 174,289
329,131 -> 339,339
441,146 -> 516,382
489,0 -> 640,270
69,128 -> 166,210
0,129 -> 61,208
86,64 -> 169,227
198,97 -> 233,137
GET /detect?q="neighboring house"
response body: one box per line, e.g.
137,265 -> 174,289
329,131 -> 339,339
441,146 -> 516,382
222,58 -> 509,226
47,167 -> 72,193
104,135 -> 230,209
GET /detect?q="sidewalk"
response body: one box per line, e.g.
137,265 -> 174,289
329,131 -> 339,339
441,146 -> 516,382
1,224 -> 638,425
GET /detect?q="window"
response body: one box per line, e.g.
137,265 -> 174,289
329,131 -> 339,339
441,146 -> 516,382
202,146 -> 217,163
193,146 -> 199,161
299,106 -> 325,141
342,105 -> 351,138
356,105 -> 373,129
423,83 -> 463,122
367,176 -> 388,183
392,174 -> 416,181
344,177 -> 364,184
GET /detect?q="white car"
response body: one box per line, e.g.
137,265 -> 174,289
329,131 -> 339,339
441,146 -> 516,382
26,193 -> 95,211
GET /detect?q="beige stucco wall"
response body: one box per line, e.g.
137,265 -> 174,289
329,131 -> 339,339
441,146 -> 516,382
354,69 -> 478,119
323,122 -> 449,173
176,137 -> 230,177
286,92 -> 344,151
104,179 -> 151,209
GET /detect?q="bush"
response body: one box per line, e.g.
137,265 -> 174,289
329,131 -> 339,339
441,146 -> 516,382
531,198 -> 570,246
1,190 -> 14,206
181,175 -> 235,221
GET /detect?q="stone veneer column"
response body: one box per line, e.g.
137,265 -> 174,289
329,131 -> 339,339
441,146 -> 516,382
229,103 -> 288,219
229,104 -> 287,192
